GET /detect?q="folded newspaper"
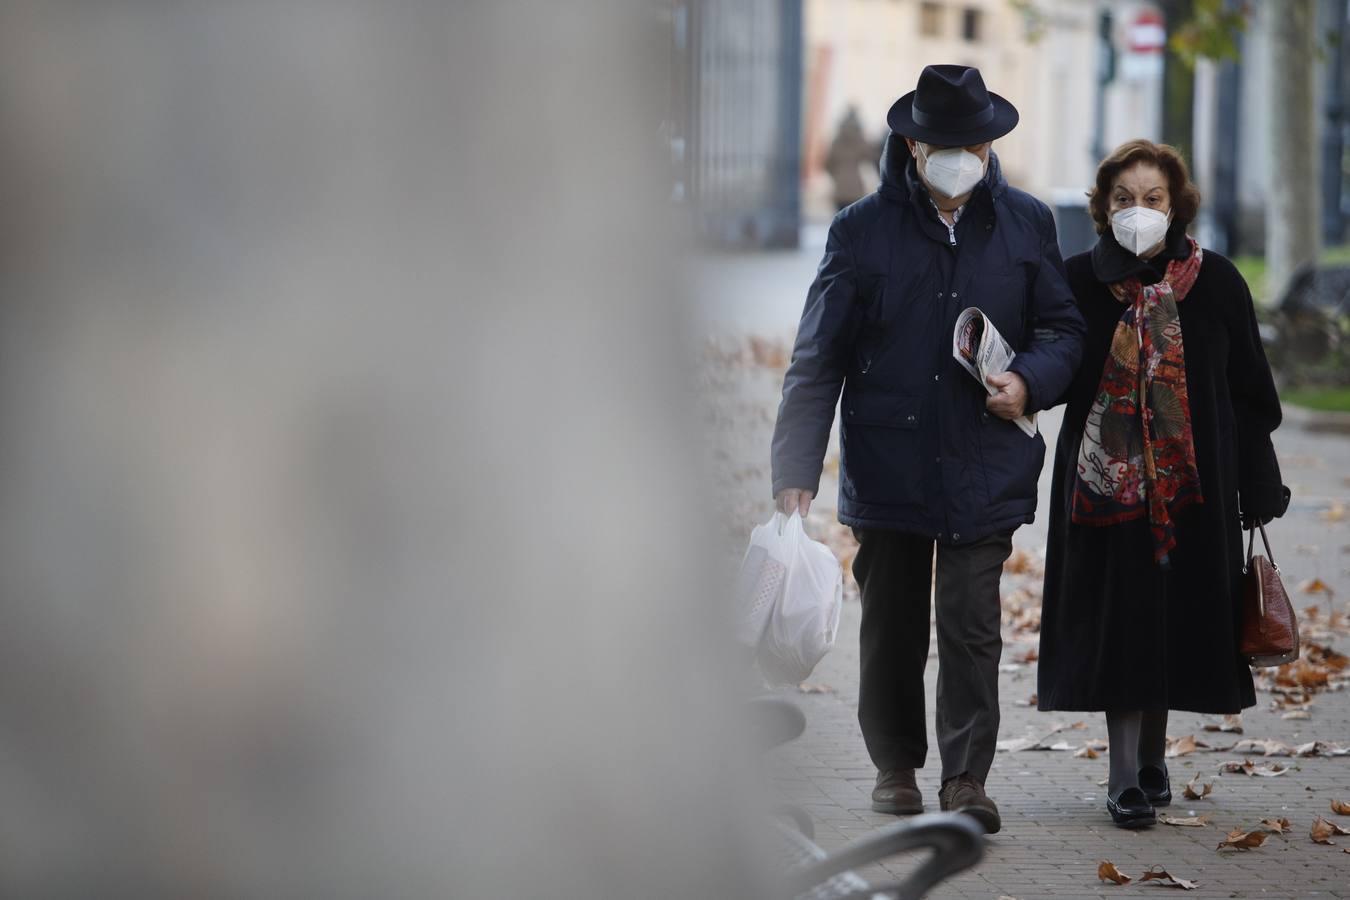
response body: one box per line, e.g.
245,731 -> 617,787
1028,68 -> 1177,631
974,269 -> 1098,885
952,307 -> 1037,438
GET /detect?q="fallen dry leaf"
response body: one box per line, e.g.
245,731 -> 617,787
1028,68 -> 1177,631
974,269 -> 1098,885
1275,659 -> 1331,690
1167,734 -> 1200,757
1216,829 -> 1269,851
999,722 -> 1091,752
1301,577 -> 1336,598
996,737 -> 1033,753
1260,817 -> 1292,834
1298,668 -> 1331,688
1203,714 -> 1244,734
1307,643 -> 1350,671
1295,740 -> 1349,758
1311,816 -> 1350,844
796,683 -> 833,694
1183,776 -> 1213,800
1097,860 -> 1131,885
1331,799 -> 1350,815
1003,548 -> 1042,577
1007,606 -> 1041,634
1015,647 -> 1038,664
1139,866 -> 1199,890
1320,501 -> 1346,522
747,336 -> 788,369
1026,723 -> 1090,750
1228,738 -> 1294,757
1282,710 -> 1312,720
1219,758 -> 1288,777
1074,746 -> 1099,759
1270,692 -> 1315,711
1160,814 -> 1211,827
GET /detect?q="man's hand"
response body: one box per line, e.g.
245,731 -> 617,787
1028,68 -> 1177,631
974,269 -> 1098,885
775,488 -> 814,518
985,372 -> 1028,420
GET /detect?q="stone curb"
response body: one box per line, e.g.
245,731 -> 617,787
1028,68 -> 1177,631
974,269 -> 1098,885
1281,401 -> 1350,435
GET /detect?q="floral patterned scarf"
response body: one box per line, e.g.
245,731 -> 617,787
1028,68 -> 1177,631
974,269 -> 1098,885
1071,238 -> 1204,565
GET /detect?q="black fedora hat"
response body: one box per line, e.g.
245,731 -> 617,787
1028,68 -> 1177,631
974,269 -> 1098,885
887,64 -> 1018,146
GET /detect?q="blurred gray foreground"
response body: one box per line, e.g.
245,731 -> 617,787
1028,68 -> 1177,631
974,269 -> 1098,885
0,4 -> 768,897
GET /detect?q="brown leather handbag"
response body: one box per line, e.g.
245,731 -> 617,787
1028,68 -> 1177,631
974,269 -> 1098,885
1240,524 -> 1299,667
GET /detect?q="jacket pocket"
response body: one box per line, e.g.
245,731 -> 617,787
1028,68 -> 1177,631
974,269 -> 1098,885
978,416 -> 1045,509
840,391 -> 924,507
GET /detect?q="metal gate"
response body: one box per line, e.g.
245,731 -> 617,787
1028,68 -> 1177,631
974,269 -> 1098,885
669,0 -> 803,249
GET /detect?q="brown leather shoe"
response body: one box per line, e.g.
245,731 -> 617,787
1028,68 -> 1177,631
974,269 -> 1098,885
939,773 -> 1001,834
871,768 -> 923,815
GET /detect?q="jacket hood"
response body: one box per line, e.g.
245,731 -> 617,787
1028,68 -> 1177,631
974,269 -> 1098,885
878,132 -> 1007,203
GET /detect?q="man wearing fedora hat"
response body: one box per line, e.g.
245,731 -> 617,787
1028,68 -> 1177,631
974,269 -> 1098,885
770,65 -> 1085,833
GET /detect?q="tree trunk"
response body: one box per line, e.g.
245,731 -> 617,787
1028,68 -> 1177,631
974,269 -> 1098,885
1266,0 -> 1321,303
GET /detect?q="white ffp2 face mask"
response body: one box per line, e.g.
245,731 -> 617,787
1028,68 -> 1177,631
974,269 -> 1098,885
918,144 -> 987,199
1111,206 -> 1171,256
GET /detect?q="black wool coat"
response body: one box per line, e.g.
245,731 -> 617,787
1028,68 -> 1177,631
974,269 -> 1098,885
771,137 -> 1086,544
1037,227 -> 1288,714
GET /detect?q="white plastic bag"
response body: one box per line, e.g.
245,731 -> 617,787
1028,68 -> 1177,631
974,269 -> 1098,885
734,511 -> 843,683
733,511 -> 793,648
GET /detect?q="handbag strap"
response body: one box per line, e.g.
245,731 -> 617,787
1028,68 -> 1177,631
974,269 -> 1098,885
1244,523 -> 1277,569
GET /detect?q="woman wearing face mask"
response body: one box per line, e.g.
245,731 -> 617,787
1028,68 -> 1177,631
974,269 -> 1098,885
1036,140 -> 1290,828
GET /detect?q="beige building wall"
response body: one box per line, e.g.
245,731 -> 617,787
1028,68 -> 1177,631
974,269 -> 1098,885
804,0 -> 1162,219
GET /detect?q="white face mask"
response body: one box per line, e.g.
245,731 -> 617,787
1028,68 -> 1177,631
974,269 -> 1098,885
917,143 -> 986,199
1111,205 -> 1171,256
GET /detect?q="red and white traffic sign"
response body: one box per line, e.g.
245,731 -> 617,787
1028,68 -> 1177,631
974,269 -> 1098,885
1120,8 -> 1165,80
1128,10 -> 1166,54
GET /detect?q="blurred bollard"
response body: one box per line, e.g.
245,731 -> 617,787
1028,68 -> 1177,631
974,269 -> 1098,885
0,4 -> 770,897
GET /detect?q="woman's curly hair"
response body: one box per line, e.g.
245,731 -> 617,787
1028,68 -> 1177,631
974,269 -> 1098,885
1088,140 -> 1201,234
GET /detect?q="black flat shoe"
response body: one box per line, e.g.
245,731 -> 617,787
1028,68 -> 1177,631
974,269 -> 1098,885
1106,787 -> 1156,829
1139,764 -> 1171,807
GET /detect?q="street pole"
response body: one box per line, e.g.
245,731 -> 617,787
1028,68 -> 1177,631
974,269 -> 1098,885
1092,6 -> 1114,169
1213,41 -> 1242,254
1321,0 -> 1347,246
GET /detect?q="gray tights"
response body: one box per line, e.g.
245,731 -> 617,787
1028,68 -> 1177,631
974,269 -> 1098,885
1105,710 -> 1169,800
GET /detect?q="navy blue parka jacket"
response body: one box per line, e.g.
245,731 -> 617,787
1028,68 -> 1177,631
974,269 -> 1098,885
771,136 -> 1086,544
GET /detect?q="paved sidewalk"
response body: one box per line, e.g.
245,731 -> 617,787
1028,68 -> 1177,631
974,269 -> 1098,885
699,327 -> 1350,898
